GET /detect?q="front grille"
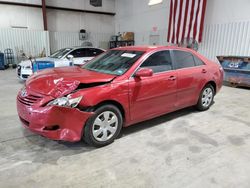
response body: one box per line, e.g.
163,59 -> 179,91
22,74 -> 29,79
18,94 -> 42,106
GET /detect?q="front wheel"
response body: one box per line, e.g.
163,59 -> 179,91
83,104 -> 123,147
196,84 -> 215,111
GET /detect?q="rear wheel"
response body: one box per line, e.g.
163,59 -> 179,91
84,104 -> 123,147
196,84 -> 215,111
230,82 -> 238,88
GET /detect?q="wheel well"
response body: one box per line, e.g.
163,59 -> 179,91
207,81 -> 216,93
93,100 -> 125,119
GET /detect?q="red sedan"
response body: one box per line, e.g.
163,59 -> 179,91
17,46 -> 223,147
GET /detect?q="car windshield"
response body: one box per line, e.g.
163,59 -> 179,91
83,50 -> 145,75
50,48 -> 73,59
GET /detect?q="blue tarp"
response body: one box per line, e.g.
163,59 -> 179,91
0,53 -> 5,70
32,60 -> 54,73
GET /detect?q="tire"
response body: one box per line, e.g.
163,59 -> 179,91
196,84 -> 215,111
84,104 -> 123,147
4,64 -> 9,69
230,82 -> 238,88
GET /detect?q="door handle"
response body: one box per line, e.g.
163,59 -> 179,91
202,69 -> 207,73
168,76 -> 176,81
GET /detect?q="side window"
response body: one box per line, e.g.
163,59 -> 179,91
173,50 -> 195,69
193,55 -> 205,66
140,50 -> 173,73
93,49 -> 104,56
70,49 -> 86,58
86,48 -> 104,57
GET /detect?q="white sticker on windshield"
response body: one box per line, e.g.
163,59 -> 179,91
121,53 -> 137,58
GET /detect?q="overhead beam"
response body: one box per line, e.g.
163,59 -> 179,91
0,1 -> 115,16
41,0 -> 47,31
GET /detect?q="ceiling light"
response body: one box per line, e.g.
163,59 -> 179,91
148,0 -> 163,6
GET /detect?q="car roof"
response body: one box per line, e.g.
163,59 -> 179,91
112,45 -> 196,53
71,46 -> 105,50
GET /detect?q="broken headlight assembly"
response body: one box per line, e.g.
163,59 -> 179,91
47,96 -> 82,108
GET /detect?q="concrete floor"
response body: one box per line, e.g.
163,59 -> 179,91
0,69 -> 250,188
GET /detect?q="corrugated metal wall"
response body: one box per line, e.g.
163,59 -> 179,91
0,28 -> 112,63
133,21 -> 250,61
199,21 -> 250,60
1,21 -> 249,63
49,31 -> 112,53
134,29 -> 168,46
0,28 -> 50,58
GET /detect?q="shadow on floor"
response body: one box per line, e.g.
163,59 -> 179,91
6,106 -> 200,164
120,106 -> 196,137
25,106 -> 198,148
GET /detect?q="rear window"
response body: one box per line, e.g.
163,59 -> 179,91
193,55 -> 205,66
173,50 -> 195,69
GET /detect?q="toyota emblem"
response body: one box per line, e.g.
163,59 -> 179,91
21,88 -> 27,97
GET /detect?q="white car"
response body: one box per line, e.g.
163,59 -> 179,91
17,47 -> 105,80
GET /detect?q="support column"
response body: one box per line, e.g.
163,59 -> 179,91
42,0 -> 48,31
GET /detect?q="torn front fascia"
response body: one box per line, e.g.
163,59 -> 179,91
42,81 -> 109,107
53,77 -> 117,111
76,82 -> 110,90
74,76 -> 117,91
78,105 -> 95,112
72,81 -> 115,112
71,83 -> 110,112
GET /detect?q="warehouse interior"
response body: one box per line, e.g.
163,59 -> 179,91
0,0 -> 250,187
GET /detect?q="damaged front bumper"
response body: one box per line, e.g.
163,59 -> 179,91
17,99 -> 93,142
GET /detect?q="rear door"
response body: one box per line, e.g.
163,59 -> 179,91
129,50 -> 177,122
172,50 -> 207,108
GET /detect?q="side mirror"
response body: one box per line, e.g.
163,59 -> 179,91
135,68 -> 153,78
67,55 -> 74,60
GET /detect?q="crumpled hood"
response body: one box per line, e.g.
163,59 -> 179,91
26,66 -> 116,98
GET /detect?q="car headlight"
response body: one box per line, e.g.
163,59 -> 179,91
47,96 -> 82,108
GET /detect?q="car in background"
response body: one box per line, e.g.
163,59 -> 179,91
16,46 -> 223,147
16,47 -> 105,80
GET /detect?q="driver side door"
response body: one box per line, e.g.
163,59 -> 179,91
128,50 -> 177,123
